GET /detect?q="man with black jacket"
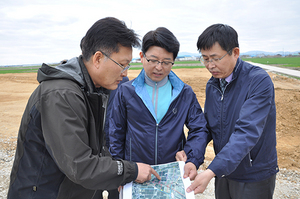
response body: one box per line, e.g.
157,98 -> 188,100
7,17 -> 159,199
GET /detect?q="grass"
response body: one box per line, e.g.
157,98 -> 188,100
130,65 -> 204,70
2,57 -> 299,74
131,60 -> 200,66
242,57 -> 300,67
0,66 -> 41,74
0,61 -> 204,74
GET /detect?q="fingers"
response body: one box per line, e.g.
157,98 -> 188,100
183,162 -> 197,179
136,163 -> 161,183
175,150 -> 187,162
186,176 -> 205,194
188,168 -> 197,180
193,186 -> 205,194
188,163 -> 197,180
183,166 -> 190,178
118,186 -> 123,192
186,169 -> 215,194
151,167 -> 161,181
186,184 -> 194,193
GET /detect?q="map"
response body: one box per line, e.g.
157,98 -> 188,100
121,161 -> 195,199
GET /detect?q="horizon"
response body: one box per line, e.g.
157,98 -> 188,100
1,49 -> 299,67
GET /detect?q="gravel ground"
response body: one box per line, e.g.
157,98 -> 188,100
1,148 -> 299,198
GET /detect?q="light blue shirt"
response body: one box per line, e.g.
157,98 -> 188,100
145,74 -> 172,123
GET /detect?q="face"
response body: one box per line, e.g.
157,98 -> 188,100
201,42 -> 239,79
91,45 -> 132,90
140,46 -> 174,82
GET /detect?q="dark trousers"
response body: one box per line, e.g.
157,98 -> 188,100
215,174 -> 276,199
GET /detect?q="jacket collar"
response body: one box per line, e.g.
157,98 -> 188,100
79,55 -> 110,95
133,69 -> 184,90
144,73 -> 168,88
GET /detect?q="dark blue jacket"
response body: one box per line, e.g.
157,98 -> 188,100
109,69 -> 208,167
206,58 -> 279,182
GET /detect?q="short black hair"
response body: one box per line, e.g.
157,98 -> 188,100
197,24 -> 239,54
80,17 -> 140,61
142,27 -> 180,60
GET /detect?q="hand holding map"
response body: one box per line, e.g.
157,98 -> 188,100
121,161 -> 195,199
135,162 -> 161,183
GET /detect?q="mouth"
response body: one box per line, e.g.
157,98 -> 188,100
153,72 -> 163,77
210,71 -> 219,76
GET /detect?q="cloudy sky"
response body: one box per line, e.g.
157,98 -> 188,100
0,0 -> 299,66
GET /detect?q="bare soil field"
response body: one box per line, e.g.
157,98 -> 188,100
0,68 -> 299,198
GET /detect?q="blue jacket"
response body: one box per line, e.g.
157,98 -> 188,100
109,69 -> 208,167
206,58 -> 279,182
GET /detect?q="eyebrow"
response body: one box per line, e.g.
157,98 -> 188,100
149,55 -> 172,60
118,58 -> 131,63
202,53 -> 218,58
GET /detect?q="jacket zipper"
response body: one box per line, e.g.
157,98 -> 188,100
155,123 -> 158,165
153,81 -> 182,165
130,138 -> 132,162
155,83 -> 158,165
211,84 -> 225,152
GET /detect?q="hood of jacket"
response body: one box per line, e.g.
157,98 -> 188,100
38,57 -> 85,86
37,56 -> 109,95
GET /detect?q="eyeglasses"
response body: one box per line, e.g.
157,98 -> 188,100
200,49 -> 233,66
144,54 -> 174,67
100,50 -> 131,73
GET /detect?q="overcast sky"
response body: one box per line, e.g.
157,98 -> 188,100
0,0 -> 299,65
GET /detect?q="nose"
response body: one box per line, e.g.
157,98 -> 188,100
121,69 -> 128,77
206,61 -> 215,69
155,62 -> 163,70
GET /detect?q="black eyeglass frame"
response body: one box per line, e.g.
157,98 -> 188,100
143,53 -> 174,67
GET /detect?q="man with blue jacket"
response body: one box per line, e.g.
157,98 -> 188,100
186,24 -> 278,198
109,27 -> 208,180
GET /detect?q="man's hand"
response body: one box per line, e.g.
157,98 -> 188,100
175,150 -> 187,162
135,163 -> 161,183
183,162 -> 197,180
186,169 -> 215,194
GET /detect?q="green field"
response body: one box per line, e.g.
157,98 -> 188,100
242,57 -> 300,67
0,61 -> 204,74
0,65 -> 41,74
1,57 -> 299,74
130,60 -> 200,66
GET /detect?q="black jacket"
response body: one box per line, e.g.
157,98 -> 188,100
8,56 -> 137,199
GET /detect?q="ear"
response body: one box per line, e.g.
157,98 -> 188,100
233,47 -> 240,58
139,52 -> 145,64
92,51 -> 104,69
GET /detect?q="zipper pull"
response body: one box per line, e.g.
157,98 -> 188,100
221,94 -> 224,101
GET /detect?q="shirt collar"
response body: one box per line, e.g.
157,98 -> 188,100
145,73 -> 169,88
220,72 -> 233,83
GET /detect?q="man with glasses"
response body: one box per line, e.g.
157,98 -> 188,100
109,27 -> 208,181
7,17 -> 160,199
186,24 -> 278,199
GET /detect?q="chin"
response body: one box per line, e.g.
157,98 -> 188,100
110,85 -> 118,90
104,84 -> 118,90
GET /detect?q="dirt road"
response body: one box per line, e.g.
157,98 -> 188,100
0,68 -> 299,198
0,68 -> 299,170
